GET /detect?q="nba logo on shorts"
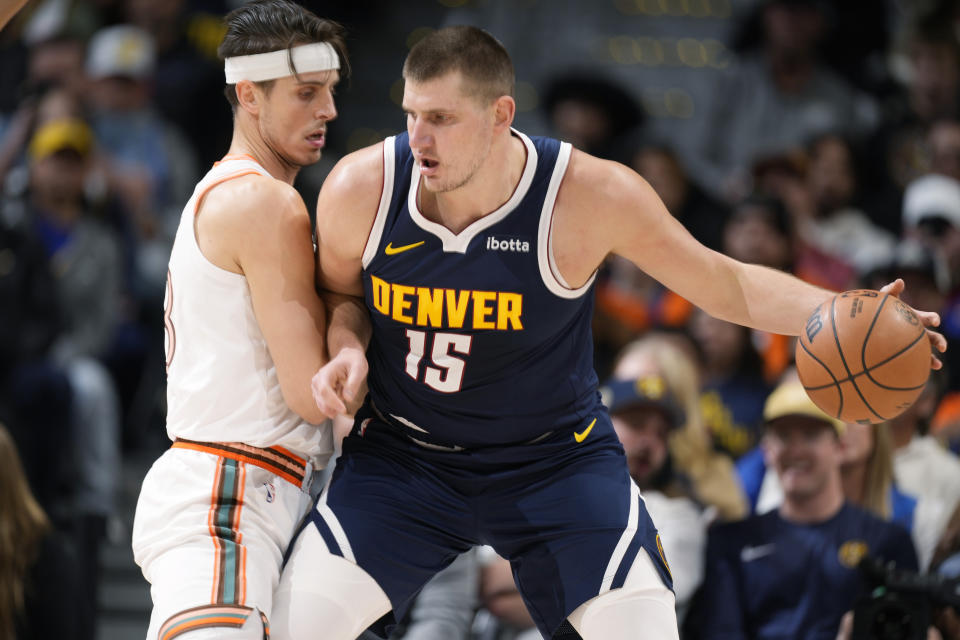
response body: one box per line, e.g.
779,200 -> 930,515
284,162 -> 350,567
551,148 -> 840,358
264,482 -> 275,503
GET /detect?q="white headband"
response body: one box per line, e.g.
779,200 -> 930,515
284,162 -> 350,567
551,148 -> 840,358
224,42 -> 340,84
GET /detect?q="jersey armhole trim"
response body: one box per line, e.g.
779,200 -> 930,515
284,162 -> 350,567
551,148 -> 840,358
361,138 -> 396,268
189,169 -> 263,280
537,142 -> 596,299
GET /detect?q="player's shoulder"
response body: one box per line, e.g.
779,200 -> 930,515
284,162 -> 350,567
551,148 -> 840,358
201,173 -> 307,232
323,141 -> 385,197
561,147 -> 648,204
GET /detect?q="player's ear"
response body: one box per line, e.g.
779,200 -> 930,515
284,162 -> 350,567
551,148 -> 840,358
236,80 -> 261,116
493,95 -> 515,131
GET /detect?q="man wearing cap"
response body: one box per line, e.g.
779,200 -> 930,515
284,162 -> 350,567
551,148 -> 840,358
603,374 -> 707,628
696,380 -> 918,639
85,23 -> 200,299
902,174 -> 960,437
130,2 -> 355,638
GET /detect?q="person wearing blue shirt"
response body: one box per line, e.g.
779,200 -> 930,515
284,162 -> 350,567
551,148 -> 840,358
697,380 -> 918,639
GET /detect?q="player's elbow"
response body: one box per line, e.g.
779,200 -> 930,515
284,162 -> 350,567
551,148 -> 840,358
288,395 -> 328,426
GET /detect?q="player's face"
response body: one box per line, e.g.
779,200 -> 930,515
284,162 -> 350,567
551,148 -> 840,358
611,408 -> 671,489
403,71 -> 494,194
764,416 -> 840,501
258,69 -> 338,168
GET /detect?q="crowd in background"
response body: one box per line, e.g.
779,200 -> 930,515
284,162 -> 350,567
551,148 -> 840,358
2,0 -> 960,638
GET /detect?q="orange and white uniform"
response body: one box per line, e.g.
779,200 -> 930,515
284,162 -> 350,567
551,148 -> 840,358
132,156 -> 332,640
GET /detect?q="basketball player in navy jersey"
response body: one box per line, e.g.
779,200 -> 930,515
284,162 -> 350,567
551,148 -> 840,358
272,26 -> 947,640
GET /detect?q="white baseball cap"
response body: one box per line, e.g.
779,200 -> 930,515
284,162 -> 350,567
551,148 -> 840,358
86,25 -> 156,80
902,173 -> 960,230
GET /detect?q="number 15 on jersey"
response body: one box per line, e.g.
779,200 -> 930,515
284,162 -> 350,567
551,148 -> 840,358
404,329 -> 472,393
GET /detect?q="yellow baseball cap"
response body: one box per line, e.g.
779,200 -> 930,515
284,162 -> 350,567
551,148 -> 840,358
28,119 -> 94,161
763,380 -> 845,435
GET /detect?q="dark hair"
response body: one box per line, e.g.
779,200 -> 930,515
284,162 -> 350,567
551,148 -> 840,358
731,193 -> 793,237
217,0 -> 349,109
542,72 -> 643,136
402,25 -> 513,104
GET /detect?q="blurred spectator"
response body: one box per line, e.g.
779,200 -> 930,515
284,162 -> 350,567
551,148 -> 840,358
0,421 -> 81,640
837,421 -> 917,531
0,30 -> 87,183
24,32 -> 87,97
794,133 -> 896,274
864,7 -> 960,231
0,159 -> 73,513
123,0 -> 233,169
84,23 -> 199,300
541,71 -> 642,163
902,174 -> 960,397
685,0 -> 878,203
688,308 -> 772,461
10,115 -> 124,640
23,117 -> 120,361
889,371 -> 960,570
696,380 -> 917,639
929,118 -> 960,182
611,335 -> 747,523
600,371 -> 707,626
631,142 -> 730,252
753,398 -> 943,575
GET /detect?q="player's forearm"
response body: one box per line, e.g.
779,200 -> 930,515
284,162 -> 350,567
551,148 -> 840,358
323,291 -> 371,358
704,257 -> 835,337
0,0 -> 29,31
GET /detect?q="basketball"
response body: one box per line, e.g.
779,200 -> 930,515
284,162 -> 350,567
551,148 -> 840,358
795,289 -> 931,424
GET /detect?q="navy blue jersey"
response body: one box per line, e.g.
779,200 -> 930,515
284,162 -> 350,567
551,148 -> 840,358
698,502 -> 918,639
361,131 -> 599,447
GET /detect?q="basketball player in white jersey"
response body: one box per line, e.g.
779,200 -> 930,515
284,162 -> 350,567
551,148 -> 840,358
131,2 -> 359,638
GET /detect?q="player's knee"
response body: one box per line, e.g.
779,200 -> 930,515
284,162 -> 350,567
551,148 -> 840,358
271,527 -> 390,640
568,551 -> 678,640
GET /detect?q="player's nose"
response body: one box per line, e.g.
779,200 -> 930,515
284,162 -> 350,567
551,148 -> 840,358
315,92 -> 337,121
408,120 -> 432,149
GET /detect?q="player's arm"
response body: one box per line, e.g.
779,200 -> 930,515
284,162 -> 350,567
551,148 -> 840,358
311,143 -> 383,416
197,175 -> 329,425
557,151 -> 945,355
0,0 -> 29,31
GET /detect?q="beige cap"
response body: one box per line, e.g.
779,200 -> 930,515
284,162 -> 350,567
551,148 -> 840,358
763,380 -> 845,435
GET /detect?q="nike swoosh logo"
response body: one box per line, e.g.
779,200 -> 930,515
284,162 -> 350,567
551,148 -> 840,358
574,418 -> 597,443
740,544 -> 776,562
385,240 -> 425,255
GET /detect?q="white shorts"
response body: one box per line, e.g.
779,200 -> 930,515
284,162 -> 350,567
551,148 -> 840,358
132,440 -> 316,640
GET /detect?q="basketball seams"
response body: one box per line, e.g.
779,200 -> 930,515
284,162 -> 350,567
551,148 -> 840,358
798,337 -> 843,416
804,326 -> 928,391
831,294 -> 885,422
861,331 -> 929,391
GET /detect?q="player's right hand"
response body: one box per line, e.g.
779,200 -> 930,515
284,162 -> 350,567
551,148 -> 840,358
311,347 -> 368,418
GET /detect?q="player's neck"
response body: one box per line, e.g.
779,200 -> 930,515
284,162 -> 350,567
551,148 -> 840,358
779,478 -> 844,524
227,121 -> 300,186
420,132 -> 526,234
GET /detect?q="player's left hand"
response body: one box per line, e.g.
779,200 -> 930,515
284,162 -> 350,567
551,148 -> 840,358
880,279 -> 947,370
311,346 -> 368,418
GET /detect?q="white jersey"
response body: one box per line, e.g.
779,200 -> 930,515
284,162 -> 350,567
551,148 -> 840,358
163,154 -> 332,464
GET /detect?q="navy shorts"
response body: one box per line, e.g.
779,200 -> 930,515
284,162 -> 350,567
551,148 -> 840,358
302,403 -> 673,638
